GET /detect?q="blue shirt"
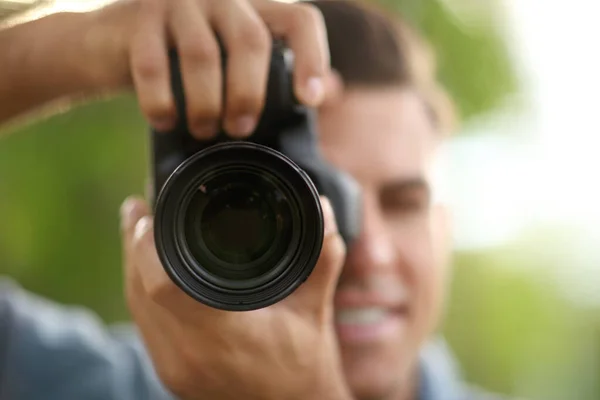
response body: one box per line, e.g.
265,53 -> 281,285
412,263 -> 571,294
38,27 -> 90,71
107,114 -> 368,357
0,278 -> 504,400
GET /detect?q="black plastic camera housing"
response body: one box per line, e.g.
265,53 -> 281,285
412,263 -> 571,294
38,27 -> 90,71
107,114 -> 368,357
150,41 -> 361,311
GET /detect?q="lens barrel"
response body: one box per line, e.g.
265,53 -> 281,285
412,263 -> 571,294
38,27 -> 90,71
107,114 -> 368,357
154,142 -> 324,311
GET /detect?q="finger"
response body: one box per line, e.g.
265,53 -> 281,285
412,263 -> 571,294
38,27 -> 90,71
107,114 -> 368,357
211,0 -> 271,138
304,197 -> 347,303
119,198 -> 183,335
130,0 -> 177,131
254,0 -> 330,107
120,196 -> 151,298
285,197 -> 346,317
130,214 -> 235,326
119,200 -> 185,390
169,0 -> 222,139
119,196 -> 154,317
130,215 -> 187,308
120,196 -> 151,259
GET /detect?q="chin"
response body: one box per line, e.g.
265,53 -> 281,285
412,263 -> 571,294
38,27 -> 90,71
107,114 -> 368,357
340,340 -> 416,400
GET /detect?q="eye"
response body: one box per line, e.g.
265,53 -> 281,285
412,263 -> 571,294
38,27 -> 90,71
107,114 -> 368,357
380,189 -> 429,215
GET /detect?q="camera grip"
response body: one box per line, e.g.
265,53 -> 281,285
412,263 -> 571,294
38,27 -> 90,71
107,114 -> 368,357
277,112 -> 362,245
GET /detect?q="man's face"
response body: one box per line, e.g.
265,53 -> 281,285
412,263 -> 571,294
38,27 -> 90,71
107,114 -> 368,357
318,87 -> 452,400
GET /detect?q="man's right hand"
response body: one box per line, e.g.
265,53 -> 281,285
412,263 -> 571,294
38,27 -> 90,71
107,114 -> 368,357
91,0 -> 331,138
121,195 -> 351,400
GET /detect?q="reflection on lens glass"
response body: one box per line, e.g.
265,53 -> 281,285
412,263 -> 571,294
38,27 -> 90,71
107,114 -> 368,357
183,169 -> 294,282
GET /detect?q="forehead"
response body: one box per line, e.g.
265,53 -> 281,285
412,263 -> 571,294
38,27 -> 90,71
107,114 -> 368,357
317,88 -> 439,185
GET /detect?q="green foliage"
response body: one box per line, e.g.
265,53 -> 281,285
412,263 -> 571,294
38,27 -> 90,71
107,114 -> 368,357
443,251 -> 568,397
375,0 -> 519,120
0,96 -> 146,322
442,233 -> 600,399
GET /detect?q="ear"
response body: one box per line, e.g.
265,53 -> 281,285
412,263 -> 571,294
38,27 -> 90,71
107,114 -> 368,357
321,69 -> 345,107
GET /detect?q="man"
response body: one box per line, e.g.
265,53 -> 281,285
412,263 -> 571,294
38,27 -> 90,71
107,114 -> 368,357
0,0 -> 501,399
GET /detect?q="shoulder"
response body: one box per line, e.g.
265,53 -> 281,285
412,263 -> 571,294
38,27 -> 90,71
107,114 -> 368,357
462,386 -> 529,400
419,338 -> 523,400
0,277 -> 174,400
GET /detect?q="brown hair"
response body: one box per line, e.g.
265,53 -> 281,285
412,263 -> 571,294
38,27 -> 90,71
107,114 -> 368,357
307,0 -> 457,134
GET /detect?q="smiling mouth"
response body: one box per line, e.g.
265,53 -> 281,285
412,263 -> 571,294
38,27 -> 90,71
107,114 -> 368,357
334,306 -> 409,344
336,307 -> 394,324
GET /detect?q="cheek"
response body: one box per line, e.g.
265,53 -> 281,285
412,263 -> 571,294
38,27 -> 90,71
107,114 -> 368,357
390,213 -> 447,336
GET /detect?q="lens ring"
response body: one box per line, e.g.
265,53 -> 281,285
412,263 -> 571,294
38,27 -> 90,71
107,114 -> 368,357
154,142 -> 324,311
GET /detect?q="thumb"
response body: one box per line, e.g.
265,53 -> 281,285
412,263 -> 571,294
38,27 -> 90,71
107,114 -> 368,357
285,197 -> 346,317
120,196 -> 151,266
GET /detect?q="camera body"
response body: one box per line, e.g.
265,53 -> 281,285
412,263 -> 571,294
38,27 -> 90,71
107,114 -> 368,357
150,41 -> 361,311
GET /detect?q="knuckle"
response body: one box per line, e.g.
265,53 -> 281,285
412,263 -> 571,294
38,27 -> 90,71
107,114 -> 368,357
301,4 -> 325,26
290,4 -> 324,32
133,55 -> 164,82
179,37 -> 219,67
237,20 -> 270,54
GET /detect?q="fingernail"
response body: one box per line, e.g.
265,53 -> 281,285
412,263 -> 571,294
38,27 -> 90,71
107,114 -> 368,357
321,197 -> 338,236
303,77 -> 324,106
233,115 -> 256,136
134,216 -> 153,241
120,197 -> 137,228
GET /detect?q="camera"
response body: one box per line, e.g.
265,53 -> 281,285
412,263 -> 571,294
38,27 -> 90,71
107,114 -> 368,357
150,41 -> 361,311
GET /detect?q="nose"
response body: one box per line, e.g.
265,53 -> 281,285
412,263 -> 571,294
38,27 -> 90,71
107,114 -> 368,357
340,193 -> 397,281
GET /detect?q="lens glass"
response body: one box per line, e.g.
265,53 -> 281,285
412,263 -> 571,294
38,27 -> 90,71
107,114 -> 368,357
183,169 -> 294,282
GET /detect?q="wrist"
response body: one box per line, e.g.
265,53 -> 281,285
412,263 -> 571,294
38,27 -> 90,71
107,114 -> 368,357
27,4 -> 135,98
1,12 -> 110,98
81,1 -> 137,92
0,6 -> 133,124
40,12 -> 106,96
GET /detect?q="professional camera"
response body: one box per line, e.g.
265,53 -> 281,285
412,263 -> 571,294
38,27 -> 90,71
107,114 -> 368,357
150,41 -> 361,311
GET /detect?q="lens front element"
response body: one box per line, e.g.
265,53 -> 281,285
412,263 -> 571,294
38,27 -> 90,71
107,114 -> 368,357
183,169 -> 294,285
154,142 -> 323,311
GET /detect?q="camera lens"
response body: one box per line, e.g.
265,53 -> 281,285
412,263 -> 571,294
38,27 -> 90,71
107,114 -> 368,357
182,169 -> 294,285
154,142 -> 323,311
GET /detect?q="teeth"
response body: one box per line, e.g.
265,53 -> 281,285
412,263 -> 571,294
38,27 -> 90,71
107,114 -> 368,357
336,308 -> 388,325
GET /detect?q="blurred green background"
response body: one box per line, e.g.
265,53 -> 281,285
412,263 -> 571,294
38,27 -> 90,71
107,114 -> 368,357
2,1 -> 599,399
